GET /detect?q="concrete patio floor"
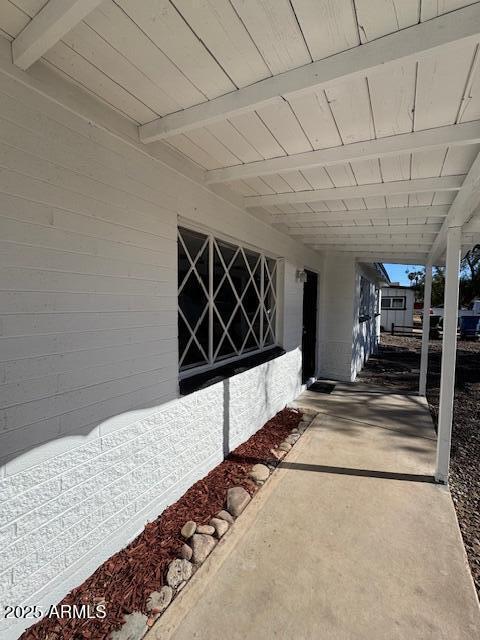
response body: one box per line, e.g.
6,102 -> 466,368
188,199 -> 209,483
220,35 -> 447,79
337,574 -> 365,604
148,383 -> 480,640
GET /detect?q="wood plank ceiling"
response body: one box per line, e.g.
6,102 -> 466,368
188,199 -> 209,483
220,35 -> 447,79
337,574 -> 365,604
2,0 -> 480,263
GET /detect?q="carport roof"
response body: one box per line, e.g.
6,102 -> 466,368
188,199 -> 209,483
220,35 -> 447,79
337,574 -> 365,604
3,0 -> 480,265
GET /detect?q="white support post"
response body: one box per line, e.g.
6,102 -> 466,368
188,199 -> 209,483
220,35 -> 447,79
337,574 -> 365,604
435,227 -> 462,484
419,263 -> 433,396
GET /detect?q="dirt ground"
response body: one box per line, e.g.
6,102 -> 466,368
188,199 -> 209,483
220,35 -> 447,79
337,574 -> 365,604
359,334 -> 480,597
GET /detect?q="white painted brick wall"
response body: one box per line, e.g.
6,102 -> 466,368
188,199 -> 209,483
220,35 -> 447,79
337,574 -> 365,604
1,350 -> 302,639
0,67 -> 316,639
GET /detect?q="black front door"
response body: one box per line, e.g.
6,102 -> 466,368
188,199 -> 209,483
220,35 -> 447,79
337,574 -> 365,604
302,269 -> 318,382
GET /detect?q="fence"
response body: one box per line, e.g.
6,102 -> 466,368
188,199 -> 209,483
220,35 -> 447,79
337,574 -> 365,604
390,323 -> 419,338
390,322 -> 442,339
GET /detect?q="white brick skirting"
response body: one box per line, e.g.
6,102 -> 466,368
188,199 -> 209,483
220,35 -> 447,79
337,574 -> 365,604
0,349 -> 302,639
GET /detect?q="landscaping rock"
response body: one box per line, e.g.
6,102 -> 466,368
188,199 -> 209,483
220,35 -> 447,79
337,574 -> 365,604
179,543 -> 193,560
227,486 -> 251,517
181,520 -> 196,539
210,517 -> 229,538
191,533 -> 216,564
248,463 -> 270,482
278,441 -> 292,452
291,427 -> 299,434
146,587 -> 173,614
110,612 -> 148,640
216,509 -> 235,524
196,524 -> 215,535
176,581 -> 186,593
166,559 -> 192,589
285,433 -> 300,445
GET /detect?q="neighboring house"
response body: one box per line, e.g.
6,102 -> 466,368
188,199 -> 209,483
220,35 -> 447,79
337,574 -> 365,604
380,284 -> 415,332
1,3 -> 479,638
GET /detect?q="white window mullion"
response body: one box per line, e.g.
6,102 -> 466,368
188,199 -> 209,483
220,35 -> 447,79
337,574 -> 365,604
213,307 -> 239,360
208,234 -> 214,366
178,307 -> 209,366
179,226 -> 278,374
260,255 -> 265,347
178,234 -> 209,295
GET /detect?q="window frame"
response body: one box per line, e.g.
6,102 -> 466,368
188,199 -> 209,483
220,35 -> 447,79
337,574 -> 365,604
359,276 -> 372,321
381,296 -> 407,310
178,225 -> 279,379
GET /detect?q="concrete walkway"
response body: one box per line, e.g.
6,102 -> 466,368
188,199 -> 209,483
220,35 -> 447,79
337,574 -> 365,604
149,383 -> 480,640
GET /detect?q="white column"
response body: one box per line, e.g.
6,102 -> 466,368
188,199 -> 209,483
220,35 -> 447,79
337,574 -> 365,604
419,263 -> 432,396
435,227 -> 462,483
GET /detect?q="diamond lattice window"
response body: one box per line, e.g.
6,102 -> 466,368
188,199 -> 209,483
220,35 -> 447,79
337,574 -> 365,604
178,227 -> 278,373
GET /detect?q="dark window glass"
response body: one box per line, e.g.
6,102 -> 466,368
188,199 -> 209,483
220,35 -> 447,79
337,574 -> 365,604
178,228 -> 277,373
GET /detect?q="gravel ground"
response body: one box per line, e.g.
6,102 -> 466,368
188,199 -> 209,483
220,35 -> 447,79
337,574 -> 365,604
359,334 -> 480,596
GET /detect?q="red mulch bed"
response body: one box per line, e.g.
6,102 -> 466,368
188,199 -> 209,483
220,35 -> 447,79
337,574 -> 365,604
21,407 -> 303,640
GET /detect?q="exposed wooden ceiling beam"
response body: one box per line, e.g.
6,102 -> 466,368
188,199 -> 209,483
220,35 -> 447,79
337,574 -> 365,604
309,236 -> 435,243
289,223 -> 442,237
270,205 -> 449,224
298,239 -> 436,248
12,0 -> 104,70
205,122 -> 480,184
139,4 -> 480,143
429,152 -> 480,263
353,256 -> 430,264
311,245 -> 431,253
244,176 -> 463,208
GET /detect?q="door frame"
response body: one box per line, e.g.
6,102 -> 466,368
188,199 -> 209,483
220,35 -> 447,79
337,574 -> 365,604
302,268 -> 319,383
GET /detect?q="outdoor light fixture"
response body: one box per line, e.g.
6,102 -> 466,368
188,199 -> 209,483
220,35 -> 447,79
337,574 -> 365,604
296,269 -> 307,283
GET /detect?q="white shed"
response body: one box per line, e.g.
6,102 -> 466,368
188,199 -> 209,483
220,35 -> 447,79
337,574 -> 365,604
380,284 -> 415,332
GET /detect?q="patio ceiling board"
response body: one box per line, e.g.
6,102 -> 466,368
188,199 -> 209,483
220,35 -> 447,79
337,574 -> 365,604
288,223 -> 442,236
138,2 -> 480,141
204,121 -> 480,184
11,0 -> 104,70
169,0 -> 271,89
420,0 -> 472,21
269,205 -> 450,224
290,0 -> 360,62
4,0 -> 478,131
311,244 -> 432,252
244,175 -> 464,208
2,1 -> 158,123
355,0 -> 420,42
255,100 -> 313,156
2,1 -> 480,264
229,0 -> 311,76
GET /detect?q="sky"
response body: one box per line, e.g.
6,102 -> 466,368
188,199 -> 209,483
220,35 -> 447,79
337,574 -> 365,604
383,263 -> 422,286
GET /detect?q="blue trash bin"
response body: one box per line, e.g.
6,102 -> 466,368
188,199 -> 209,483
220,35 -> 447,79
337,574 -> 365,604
459,315 -> 480,339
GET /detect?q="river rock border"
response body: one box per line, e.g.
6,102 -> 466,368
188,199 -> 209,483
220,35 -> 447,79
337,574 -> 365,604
109,408 -> 317,640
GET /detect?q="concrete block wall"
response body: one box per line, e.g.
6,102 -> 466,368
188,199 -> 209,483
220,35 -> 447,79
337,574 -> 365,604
1,350 -> 301,639
0,63 -> 320,638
